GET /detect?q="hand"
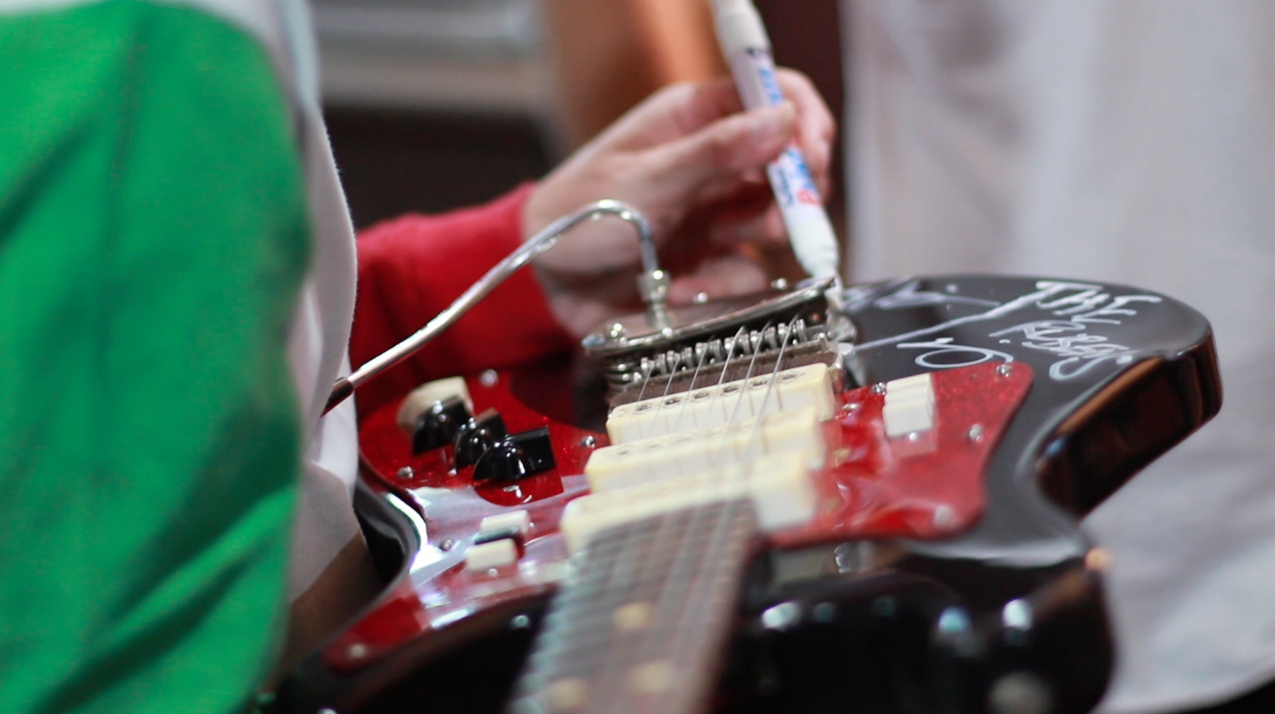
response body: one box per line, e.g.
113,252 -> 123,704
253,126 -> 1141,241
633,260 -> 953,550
523,69 -> 836,338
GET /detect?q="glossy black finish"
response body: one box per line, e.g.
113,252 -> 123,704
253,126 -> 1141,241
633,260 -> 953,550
713,557 -> 1112,714
452,408 -> 508,468
472,426 -> 556,482
411,396 -> 472,454
276,275 -> 1221,714
822,275 -> 1220,713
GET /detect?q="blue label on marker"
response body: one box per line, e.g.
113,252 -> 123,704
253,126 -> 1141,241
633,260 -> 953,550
782,148 -> 821,204
748,49 -> 787,106
771,162 -> 795,208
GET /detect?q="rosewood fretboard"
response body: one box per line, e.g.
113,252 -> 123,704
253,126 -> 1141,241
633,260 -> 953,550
508,500 -> 758,714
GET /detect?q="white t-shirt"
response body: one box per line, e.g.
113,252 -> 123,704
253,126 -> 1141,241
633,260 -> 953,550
842,1 -> 1275,711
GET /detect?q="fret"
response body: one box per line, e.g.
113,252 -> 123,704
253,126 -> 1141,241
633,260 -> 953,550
507,501 -> 758,714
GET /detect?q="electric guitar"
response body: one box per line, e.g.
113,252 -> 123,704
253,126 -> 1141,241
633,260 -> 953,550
274,274 -> 1220,714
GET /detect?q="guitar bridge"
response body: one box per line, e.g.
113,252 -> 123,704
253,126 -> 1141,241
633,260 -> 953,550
582,276 -> 849,394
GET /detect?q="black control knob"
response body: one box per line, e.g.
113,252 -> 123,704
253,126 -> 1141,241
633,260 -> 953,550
473,426 -> 556,481
411,397 -> 472,454
453,409 -> 508,468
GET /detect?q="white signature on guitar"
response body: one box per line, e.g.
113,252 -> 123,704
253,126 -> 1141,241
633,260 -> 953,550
849,279 -> 1162,381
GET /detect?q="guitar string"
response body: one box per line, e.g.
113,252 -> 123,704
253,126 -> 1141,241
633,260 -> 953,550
619,314 -> 806,709
561,311 -> 808,708
526,336 -> 681,698
634,312 -> 803,692
619,360 -> 658,441
635,323 -> 748,443
709,319 -> 779,472
570,323 -> 750,708
662,327 -> 718,437
644,323 -> 727,444
616,325 -> 711,443
583,322 -> 760,710
736,316 -> 806,466
635,291 -> 846,703
483,327 -> 693,704
666,325 -> 750,449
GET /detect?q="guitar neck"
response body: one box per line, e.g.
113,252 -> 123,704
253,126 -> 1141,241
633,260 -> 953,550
508,500 -> 758,714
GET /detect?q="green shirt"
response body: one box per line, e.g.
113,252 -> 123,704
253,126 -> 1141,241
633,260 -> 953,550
0,2 -> 311,711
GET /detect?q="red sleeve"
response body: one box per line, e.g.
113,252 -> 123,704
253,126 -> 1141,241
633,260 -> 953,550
350,184 -> 575,416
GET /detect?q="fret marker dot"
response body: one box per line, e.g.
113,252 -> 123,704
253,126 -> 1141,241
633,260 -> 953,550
612,601 -> 653,632
545,678 -> 589,711
628,661 -> 677,695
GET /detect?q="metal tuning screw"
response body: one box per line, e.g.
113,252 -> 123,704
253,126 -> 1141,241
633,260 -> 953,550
638,269 -> 672,333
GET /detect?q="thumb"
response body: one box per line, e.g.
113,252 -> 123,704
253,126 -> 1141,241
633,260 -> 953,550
649,101 -> 796,200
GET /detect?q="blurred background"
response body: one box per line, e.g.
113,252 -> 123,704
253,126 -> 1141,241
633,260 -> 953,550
317,0 -> 844,243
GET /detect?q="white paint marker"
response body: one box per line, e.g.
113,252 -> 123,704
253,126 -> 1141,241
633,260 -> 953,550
709,0 -> 842,286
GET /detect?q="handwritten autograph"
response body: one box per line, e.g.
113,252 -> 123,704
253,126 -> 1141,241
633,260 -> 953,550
849,279 -> 1162,381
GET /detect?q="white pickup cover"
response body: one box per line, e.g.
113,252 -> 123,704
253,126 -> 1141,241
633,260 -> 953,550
606,363 -> 835,444
561,450 -> 815,553
585,406 -> 824,494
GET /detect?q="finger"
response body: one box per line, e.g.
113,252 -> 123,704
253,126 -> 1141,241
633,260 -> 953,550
775,69 -> 836,148
643,101 -> 797,204
605,77 -> 744,150
667,252 -> 770,305
679,167 -> 770,213
696,184 -> 782,244
707,203 -> 788,247
679,70 -> 832,147
677,71 -> 834,201
774,69 -> 836,194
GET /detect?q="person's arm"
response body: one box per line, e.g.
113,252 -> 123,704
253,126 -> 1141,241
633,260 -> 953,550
348,70 -> 835,418
0,4 -> 310,712
350,185 -> 575,417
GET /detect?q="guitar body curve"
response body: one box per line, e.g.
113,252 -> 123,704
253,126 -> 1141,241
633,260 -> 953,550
274,275 -> 1220,714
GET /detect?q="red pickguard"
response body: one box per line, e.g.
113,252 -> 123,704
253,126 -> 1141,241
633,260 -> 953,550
328,361 -> 1031,672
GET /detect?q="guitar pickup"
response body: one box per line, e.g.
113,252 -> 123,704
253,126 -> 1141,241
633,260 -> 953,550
562,450 -> 815,553
585,406 -> 824,493
606,362 -> 836,444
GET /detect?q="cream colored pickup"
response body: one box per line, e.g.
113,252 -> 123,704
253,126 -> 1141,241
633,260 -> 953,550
584,406 -> 824,494
561,449 -> 816,553
562,363 -> 839,553
606,362 -> 836,444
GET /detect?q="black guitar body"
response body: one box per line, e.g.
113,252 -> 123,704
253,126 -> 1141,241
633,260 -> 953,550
274,275 -> 1220,714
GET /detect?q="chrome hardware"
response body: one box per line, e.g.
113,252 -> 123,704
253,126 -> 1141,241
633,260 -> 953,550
328,200 -> 655,414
